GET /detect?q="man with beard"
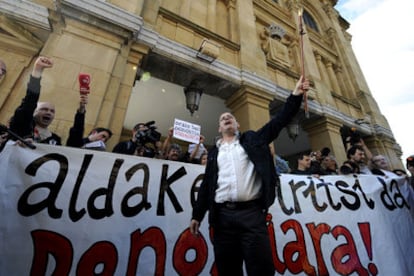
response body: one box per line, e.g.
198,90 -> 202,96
9,56 -> 61,145
165,143 -> 183,161
347,145 -> 371,174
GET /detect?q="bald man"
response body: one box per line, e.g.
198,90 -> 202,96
9,56 -> 61,145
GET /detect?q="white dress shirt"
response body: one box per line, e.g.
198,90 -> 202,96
214,138 -> 262,203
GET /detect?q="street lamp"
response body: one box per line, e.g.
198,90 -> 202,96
286,120 -> 300,142
184,83 -> 203,116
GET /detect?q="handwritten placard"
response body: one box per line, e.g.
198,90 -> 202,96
173,118 -> 201,144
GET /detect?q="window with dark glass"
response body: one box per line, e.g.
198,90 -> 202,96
303,10 -> 319,32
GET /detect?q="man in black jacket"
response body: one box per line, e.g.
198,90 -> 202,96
189,76 -> 309,276
9,56 -> 61,145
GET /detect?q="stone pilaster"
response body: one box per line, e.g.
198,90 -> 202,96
141,0 -> 161,25
334,65 -> 350,98
302,117 -> 346,164
107,44 -> 149,149
315,53 -> 331,90
207,0 -> 216,31
235,0 -> 267,76
325,61 -> 341,94
180,0 -> 191,18
226,0 -> 238,42
225,86 -> 273,132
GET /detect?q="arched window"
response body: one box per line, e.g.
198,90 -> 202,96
303,10 -> 319,32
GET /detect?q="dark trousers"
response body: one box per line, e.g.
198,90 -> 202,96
213,203 -> 274,276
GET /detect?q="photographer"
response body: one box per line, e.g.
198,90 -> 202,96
112,123 -> 146,155
113,121 -> 161,158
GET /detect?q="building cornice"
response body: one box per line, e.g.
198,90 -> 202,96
136,27 -> 387,139
59,0 -> 143,35
0,0 -> 50,30
135,26 -> 242,85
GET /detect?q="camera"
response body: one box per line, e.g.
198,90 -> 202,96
135,121 -> 161,158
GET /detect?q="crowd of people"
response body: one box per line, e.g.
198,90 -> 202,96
0,56 -> 210,164
285,137 -> 414,183
1,56 -> 413,179
1,56 -> 414,276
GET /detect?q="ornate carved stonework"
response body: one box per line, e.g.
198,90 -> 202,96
260,25 -> 291,68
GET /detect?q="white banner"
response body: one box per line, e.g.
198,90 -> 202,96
0,144 -> 413,275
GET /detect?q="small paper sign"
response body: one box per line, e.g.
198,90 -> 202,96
173,118 -> 201,144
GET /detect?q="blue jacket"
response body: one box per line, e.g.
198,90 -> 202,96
192,94 -> 303,225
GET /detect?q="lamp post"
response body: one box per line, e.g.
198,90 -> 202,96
184,84 -> 203,116
286,120 -> 300,142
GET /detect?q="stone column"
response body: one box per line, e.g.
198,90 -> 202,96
335,65 -> 351,98
315,53 -> 331,91
326,61 -> 341,94
225,86 -> 273,132
180,0 -> 191,18
226,0 -> 238,42
141,0 -> 162,24
108,0 -> 145,15
234,0 -> 267,76
106,44 -> 148,148
207,0 -> 216,31
302,117 -> 346,164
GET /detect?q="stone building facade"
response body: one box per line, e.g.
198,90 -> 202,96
0,0 -> 403,168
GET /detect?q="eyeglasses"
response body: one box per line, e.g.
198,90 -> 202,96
372,158 -> 385,163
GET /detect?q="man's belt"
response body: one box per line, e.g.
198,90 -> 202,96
216,199 -> 260,210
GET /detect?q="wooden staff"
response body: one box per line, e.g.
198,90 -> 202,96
298,7 -> 309,118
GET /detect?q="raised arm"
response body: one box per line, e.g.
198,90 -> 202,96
9,56 -> 53,139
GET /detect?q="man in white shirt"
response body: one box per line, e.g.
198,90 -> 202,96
190,76 -> 309,276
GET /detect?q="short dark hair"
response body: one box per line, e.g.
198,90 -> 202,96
341,160 -> 360,174
91,127 -> 112,138
133,123 -> 145,131
168,143 -> 182,153
347,145 -> 364,159
297,151 -> 311,160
